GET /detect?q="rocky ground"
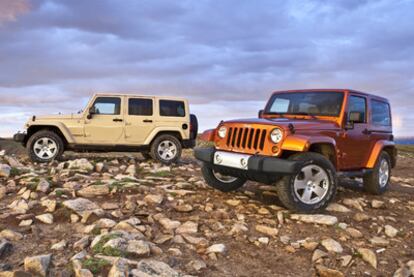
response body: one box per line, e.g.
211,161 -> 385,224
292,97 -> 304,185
0,140 -> 413,277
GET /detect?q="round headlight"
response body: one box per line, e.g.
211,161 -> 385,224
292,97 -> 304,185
218,126 -> 227,138
270,128 -> 283,143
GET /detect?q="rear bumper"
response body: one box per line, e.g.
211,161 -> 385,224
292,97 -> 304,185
13,133 -> 27,144
194,147 -> 302,183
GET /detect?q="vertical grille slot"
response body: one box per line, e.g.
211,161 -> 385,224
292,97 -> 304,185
259,129 -> 267,150
226,128 -> 233,146
223,126 -> 267,152
241,128 -> 248,148
253,129 -> 260,149
236,128 -> 243,147
231,128 -> 238,147
247,128 -> 254,149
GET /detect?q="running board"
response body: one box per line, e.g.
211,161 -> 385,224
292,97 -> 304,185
337,169 -> 373,178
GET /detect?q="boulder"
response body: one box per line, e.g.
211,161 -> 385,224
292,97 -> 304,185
24,254 -> 52,277
0,164 -> 11,178
255,225 -> 279,237
62,198 -> 104,218
358,248 -> 377,269
68,159 -> 94,171
77,185 -> 110,197
131,259 -> 181,277
290,214 -> 338,226
321,238 -> 343,253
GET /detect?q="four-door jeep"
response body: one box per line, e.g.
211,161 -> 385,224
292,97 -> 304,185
195,89 -> 396,212
14,93 -> 198,164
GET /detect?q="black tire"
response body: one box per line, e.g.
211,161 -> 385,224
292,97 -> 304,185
201,163 -> 247,192
150,134 -> 182,164
276,152 -> 337,212
27,130 -> 64,163
190,114 -> 198,140
141,152 -> 152,160
363,151 -> 391,195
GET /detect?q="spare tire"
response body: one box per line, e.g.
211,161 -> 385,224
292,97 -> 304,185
190,114 -> 198,140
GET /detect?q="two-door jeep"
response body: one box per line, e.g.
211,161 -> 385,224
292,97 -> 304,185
195,89 -> 396,212
14,93 -> 198,164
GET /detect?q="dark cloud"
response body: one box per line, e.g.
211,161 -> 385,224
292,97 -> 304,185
0,0 -> 413,137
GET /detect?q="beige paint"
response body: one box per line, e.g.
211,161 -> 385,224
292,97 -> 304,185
25,93 -> 191,146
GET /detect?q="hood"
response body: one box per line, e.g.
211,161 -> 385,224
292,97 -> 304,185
34,113 -> 83,120
224,117 -> 340,130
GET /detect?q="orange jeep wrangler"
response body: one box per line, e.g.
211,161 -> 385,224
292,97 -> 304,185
195,89 -> 396,212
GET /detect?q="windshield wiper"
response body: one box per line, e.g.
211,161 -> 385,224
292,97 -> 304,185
286,112 -> 317,119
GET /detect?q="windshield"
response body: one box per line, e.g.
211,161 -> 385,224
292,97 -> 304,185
265,91 -> 344,117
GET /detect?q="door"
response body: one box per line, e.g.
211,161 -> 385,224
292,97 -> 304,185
125,97 -> 155,144
339,95 -> 372,169
84,96 -> 124,144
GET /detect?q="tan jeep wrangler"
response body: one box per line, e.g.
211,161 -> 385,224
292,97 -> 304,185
14,93 -> 198,164
195,89 -> 396,212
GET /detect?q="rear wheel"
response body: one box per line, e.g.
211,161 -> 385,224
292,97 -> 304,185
201,164 -> 246,192
276,152 -> 337,212
363,151 -> 391,194
150,134 -> 182,164
27,130 -> 64,163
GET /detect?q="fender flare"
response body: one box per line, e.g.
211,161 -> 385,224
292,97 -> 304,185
27,122 -> 76,144
144,127 -> 187,145
366,140 -> 396,168
281,135 -> 337,152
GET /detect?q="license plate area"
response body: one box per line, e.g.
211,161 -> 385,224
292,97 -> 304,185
213,151 -> 251,170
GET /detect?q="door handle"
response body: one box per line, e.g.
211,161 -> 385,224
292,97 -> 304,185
362,128 -> 371,135
113,118 -> 123,122
143,119 -> 153,123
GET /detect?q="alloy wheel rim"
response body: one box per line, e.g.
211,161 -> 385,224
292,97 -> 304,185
157,140 -> 177,161
33,137 -> 58,160
212,170 -> 238,183
293,164 -> 330,205
378,159 -> 390,187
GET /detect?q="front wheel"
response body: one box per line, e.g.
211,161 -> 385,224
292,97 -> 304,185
276,152 -> 337,212
363,151 -> 391,194
27,130 -> 64,163
150,134 -> 182,164
201,164 -> 247,192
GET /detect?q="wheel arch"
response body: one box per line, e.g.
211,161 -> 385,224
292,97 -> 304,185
366,140 -> 396,168
146,129 -> 184,146
26,124 -> 71,147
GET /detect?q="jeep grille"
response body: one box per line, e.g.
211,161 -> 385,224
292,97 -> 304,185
226,127 -> 267,151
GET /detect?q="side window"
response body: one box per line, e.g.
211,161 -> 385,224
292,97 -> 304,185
348,96 -> 366,123
93,97 -> 121,115
371,100 -> 391,126
159,100 -> 185,117
128,98 -> 153,116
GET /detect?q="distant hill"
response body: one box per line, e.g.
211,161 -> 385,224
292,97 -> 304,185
395,137 -> 414,145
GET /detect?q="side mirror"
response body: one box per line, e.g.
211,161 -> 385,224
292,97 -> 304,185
87,106 -> 96,119
258,109 -> 264,118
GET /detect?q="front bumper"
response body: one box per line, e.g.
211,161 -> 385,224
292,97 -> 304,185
13,133 -> 27,144
194,147 -> 303,183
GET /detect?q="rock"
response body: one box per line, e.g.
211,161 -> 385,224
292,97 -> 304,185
371,200 -> 384,209
8,199 -> 29,214
0,164 -> 11,178
258,237 -> 269,245
176,221 -> 198,234
0,230 -> 23,241
354,213 -> 370,222
41,199 -> 56,213
35,213 -> 54,224
226,199 -> 241,206
228,223 -> 248,236
346,227 -> 363,238
358,248 -> 377,269
340,255 -> 353,267
24,254 -> 52,276
125,164 -> 136,175
321,238 -> 343,253
127,240 -> 150,256
51,240 -> 66,251
144,194 -> 163,205
19,219 -> 33,227
255,225 -> 279,237
0,239 -> 12,258
37,179 -> 50,193
173,204 -> 193,212
108,258 -> 129,277
0,271 -> 32,277
369,236 -> 389,246
73,236 -> 90,250
290,214 -> 338,226
257,207 -> 270,215
63,198 -> 104,218
77,185 -> 110,197
312,249 -> 328,262
385,225 -> 398,238
132,259 -> 180,277
68,159 -> 94,171
95,218 -> 117,229
393,266 -> 411,277
206,243 -> 226,254
158,218 -> 181,230
315,265 -> 344,277
73,259 -> 94,277
187,259 -> 207,272
343,198 -> 364,211
0,185 -> 6,199
326,203 -> 351,213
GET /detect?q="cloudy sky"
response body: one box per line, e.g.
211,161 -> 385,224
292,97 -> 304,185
0,0 -> 413,137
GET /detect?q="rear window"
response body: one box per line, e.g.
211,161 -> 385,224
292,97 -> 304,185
159,100 -> 185,117
128,98 -> 153,116
371,100 -> 391,126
